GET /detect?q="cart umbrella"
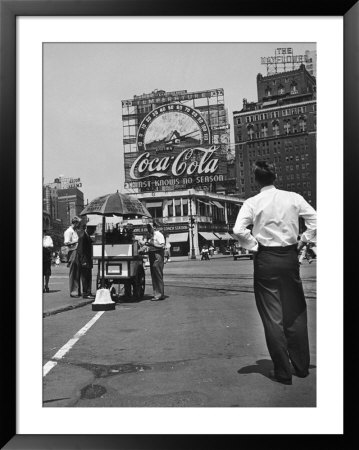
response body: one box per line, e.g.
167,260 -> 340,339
80,191 -> 152,289
80,191 -> 151,218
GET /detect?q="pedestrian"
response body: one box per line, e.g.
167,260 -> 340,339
64,216 -> 82,298
43,229 -> 53,293
146,222 -> 165,301
55,252 -> 60,266
164,239 -> 171,263
233,160 -> 317,385
201,245 -> 209,260
209,245 -> 214,257
77,222 -> 96,299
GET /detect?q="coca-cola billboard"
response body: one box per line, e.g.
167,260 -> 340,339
124,103 -> 229,192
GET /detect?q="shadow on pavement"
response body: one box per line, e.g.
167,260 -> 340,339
238,359 -> 317,381
115,294 -> 154,304
238,359 -> 273,378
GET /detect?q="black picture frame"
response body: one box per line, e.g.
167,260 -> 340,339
1,1 -> 356,448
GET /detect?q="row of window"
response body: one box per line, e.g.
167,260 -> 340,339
146,198 -> 229,221
265,85 -> 298,96
239,105 -> 313,124
285,163 -> 311,171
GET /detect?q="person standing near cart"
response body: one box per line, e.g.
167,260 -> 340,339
64,216 -> 82,298
147,222 -> 165,301
233,161 -> 316,385
77,222 -> 95,299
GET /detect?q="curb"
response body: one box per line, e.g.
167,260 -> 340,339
43,298 -> 94,318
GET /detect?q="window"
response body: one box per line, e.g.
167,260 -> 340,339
247,125 -> 255,140
278,85 -> 285,95
290,83 -> 298,94
261,123 -> 268,138
299,116 -> 307,132
272,120 -> 280,136
182,199 -> 188,216
266,87 -> 272,97
284,120 -> 291,135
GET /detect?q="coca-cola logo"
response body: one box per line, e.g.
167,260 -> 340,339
129,146 -> 220,180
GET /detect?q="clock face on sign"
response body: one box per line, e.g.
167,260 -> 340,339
137,103 -> 211,152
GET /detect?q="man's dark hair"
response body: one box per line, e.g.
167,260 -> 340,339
253,160 -> 276,186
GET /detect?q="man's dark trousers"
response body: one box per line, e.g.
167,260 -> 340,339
81,267 -> 92,296
68,249 -> 81,297
253,244 -> 310,381
149,250 -> 164,299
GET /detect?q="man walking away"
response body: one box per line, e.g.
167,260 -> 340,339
64,216 -> 81,298
233,161 -> 317,385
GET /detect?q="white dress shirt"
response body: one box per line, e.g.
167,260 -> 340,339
151,230 -> 165,249
64,226 -> 79,249
232,185 -> 317,251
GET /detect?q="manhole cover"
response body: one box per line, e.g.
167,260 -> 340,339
80,384 -> 107,399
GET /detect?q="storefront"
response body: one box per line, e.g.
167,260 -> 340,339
122,190 -> 242,257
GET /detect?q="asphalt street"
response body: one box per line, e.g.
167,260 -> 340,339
43,255 -> 316,407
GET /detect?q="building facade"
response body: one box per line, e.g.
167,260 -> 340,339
233,64 -> 316,208
43,176 -> 85,249
57,188 -> 85,227
121,88 -> 241,256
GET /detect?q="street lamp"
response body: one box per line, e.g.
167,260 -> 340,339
188,196 -> 196,260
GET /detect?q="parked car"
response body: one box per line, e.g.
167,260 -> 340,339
233,246 -> 253,261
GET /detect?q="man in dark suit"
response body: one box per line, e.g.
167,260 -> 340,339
77,222 -> 96,299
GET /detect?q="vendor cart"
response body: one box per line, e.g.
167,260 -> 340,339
93,229 -> 146,302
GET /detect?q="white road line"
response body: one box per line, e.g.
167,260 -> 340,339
43,311 -> 105,377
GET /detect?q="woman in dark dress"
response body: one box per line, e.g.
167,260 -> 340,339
43,229 -> 53,293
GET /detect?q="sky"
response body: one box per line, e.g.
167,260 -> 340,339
43,42 -> 316,203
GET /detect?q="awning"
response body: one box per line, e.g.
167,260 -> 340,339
214,232 -> 234,240
167,232 -> 188,243
211,201 -> 224,209
199,232 -> 219,241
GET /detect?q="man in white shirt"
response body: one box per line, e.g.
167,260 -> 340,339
147,221 -> 166,301
64,216 -> 82,298
233,161 -> 316,385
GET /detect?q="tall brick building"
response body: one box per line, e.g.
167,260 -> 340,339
233,64 -> 316,208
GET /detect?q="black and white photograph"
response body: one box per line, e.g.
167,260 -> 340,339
7,11 -> 348,443
42,42 -> 318,407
